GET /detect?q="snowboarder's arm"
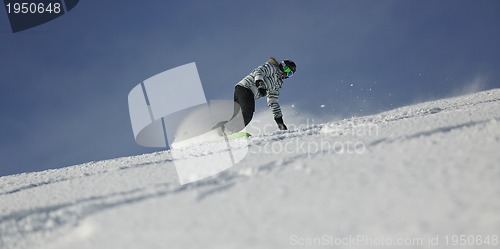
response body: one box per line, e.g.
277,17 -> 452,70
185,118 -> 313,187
267,91 -> 282,118
267,91 -> 287,130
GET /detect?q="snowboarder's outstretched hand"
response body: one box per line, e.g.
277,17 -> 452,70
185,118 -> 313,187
278,123 -> 288,131
275,116 -> 288,131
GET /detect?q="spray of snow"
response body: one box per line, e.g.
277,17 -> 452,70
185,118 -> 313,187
451,74 -> 488,97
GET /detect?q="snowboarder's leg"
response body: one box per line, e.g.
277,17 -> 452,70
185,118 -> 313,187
222,86 -> 254,133
234,85 -> 255,126
213,86 -> 243,131
240,106 -> 254,126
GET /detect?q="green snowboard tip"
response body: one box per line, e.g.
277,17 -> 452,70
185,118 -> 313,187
227,132 -> 252,139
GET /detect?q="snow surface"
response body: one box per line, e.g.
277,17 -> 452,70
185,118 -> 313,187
1,89 -> 500,249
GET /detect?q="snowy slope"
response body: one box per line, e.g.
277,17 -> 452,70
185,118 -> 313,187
1,89 -> 500,249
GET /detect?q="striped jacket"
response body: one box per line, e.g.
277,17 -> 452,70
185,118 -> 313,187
236,58 -> 284,118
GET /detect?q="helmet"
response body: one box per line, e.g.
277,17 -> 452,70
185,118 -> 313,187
279,60 -> 297,77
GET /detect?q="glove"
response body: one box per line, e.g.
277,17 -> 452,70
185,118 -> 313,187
278,123 -> 288,131
275,116 -> 288,130
256,80 -> 267,96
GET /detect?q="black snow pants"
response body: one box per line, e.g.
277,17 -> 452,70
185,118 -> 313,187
213,85 -> 255,133
231,85 -> 255,126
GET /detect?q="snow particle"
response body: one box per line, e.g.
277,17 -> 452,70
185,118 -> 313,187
320,104 -> 325,108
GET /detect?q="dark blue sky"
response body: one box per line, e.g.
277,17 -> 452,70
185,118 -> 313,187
1,0 -> 499,176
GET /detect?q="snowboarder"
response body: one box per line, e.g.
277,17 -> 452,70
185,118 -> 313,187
215,57 -> 297,134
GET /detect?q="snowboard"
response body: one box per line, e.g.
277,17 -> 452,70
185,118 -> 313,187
226,132 -> 252,139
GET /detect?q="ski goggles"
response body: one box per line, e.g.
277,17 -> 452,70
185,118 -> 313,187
283,65 -> 294,78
